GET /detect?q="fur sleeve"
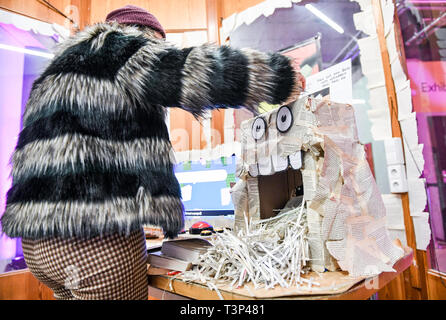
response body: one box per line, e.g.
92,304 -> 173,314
124,41 -> 304,117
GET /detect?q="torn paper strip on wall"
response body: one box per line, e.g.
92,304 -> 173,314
352,0 -> 430,251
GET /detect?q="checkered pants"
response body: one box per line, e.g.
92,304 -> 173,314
22,229 -> 148,300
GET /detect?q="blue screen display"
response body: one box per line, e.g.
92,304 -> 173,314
174,156 -> 237,216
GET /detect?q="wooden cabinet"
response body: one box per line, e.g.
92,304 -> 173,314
0,269 -> 54,300
0,0 -> 71,25
426,270 -> 446,300
90,0 -> 208,31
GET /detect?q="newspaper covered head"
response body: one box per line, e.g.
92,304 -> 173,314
234,97 -> 404,277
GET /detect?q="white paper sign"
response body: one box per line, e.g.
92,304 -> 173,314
303,59 -> 353,104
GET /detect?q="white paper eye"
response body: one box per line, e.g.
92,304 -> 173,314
276,106 -> 293,133
252,117 -> 266,140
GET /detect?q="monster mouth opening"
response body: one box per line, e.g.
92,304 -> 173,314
257,168 -> 304,220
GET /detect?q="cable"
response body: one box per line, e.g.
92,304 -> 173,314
38,0 -> 69,20
388,96 -> 423,176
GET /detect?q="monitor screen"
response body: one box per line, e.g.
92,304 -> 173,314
174,156 -> 237,216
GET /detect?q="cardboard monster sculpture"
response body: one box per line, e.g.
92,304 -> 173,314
231,97 -> 404,277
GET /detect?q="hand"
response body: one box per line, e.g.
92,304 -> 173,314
296,72 -> 306,92
284,71 -> 306,106
289,59 -> 306,91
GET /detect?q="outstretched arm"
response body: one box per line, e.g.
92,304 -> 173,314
124,39 -> 305,117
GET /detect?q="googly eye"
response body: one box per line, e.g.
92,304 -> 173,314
276,106 -> 293,133
251,117 -> 266,141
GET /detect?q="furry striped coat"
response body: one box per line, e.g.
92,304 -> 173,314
1,23 -> 302,239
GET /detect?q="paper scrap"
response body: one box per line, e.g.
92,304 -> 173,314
412,212 -> 431,250
400,113 -> 419,150
382,194 -> 405,230
388,229 -> 407,247
386,26 -> 398,64
368,108 -> 393,140
358,36 -> 381,62
396,81 -> 413,120
381,0 -> 395,36
391,58 -> 408,92
367,86 -> 389,110
404,143 -> 424,180
353,10 -> 376,36
408,178 -> 427,214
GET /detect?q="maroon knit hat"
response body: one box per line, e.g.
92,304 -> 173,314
105,5 -> 166,38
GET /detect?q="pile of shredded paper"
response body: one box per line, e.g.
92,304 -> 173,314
182,200 -> 321,291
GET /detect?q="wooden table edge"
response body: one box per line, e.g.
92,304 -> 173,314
148,248 -> 414,300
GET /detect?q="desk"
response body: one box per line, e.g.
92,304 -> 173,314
148,247 -> 413,300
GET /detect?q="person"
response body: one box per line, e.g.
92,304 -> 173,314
0,5 -> 305,300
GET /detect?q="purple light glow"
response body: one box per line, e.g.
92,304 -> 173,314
407,59 -> 446,245
409,1 -> 446,3
0,41 -> 24,261
0,23 -> 58,266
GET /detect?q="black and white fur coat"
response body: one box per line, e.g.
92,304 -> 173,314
1,23 -> 302,239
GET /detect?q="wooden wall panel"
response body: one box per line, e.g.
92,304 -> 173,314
220,0 -> 264,19
0,0 -> 71,25
0,269 -> 54,300
426,270 -> 446,300
378,273 -> 407,300
0,0 -> 91,31
90,0 -> 208,31
71,0 -> 91,29
206,0 -> 220,43
0,0 -> 264,30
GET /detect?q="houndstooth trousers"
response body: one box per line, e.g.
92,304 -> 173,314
22,229 -> 148,300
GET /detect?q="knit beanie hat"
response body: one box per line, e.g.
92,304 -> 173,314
106,5 -> 166,38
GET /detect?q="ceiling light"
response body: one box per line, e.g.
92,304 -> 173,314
305,4 -> 345,34
0,43 -> 54,59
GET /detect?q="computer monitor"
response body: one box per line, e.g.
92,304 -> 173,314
174,155 -> 237,216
